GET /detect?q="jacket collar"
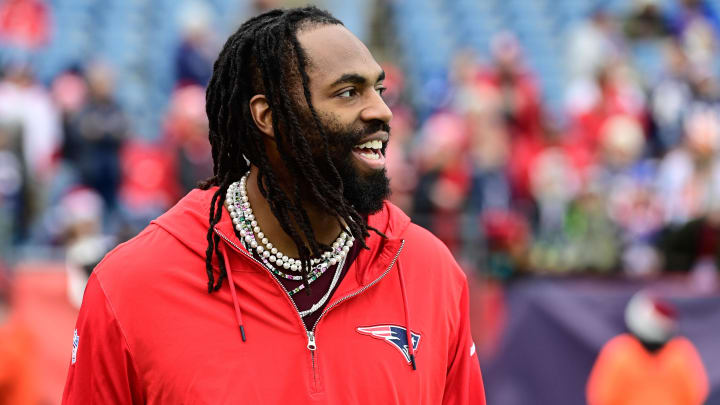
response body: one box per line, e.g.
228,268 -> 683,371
213,203 -> 405,289
152,187 -> 411,288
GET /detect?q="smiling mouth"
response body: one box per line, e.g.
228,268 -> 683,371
351,137 -> 387,170
353,139 -> 384,160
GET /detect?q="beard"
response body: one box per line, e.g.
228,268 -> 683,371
314,114 -> 391,216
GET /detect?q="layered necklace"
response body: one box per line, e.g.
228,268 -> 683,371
224,173 -> 354,317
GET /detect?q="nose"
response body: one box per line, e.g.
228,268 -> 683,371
360,90 -> 393,124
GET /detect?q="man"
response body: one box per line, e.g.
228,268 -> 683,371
62,7 -> 485,404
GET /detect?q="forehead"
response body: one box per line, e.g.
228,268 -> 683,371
297,24 -> 381,85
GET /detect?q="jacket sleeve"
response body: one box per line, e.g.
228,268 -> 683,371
62,273 -> 145,404
442,276 -> 486,405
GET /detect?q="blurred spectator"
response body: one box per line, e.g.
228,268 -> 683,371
64,63 -> 128,214
596,116 -> 663,276
0,269 -> 38,404
623,0 -> 671,41
525,145 -> 620,273
659,203 -> 720,282
466,88 -> 511,215
163,85 -> 212,193
669,0 -> 720,33
0,0 -> 49,51
656,103 -> 720,225
479,33 -> 543,142
657,145 -> 720,286
58,188 -> 112,308
668,0 -> 719,68
587,292 -> 708,405
531,147 -> 581,236
649,40 -> 693,152
52,70 -> 88,162
0,122 -> 27,251
0,64 -> 59,246
566,8 -> 624,81
412,112 -> 471,253
561,186 -> 620,273
568,61 -> 647,155
0,64 -> 60,182
175,2 -> 217,87
450,50 -> 486,115
481,209 -> 529,278
448,50 -> 512,215
117,140 -> 179,239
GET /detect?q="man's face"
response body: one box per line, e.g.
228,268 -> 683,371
296,24 -> 393,215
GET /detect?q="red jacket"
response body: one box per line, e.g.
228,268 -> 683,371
62,188 -> 486,404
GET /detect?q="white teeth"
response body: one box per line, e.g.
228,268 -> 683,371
359,151 -> 380,160
355,139 -> 383,150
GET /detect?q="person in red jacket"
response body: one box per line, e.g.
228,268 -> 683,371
62,6 -> 486,404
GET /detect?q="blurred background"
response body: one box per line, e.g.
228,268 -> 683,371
0,0 -> 719,403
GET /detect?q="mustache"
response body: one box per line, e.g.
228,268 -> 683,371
347,120 -> 391,144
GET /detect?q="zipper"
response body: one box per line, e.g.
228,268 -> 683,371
307,331 -> 318,388
307,330 -> 317,350
216,228 -> 404,391
309,240 -> 405,335
304,240 -> 404,391
216,228 -> 324,390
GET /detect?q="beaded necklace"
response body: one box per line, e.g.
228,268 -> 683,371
224,173 -> 351,315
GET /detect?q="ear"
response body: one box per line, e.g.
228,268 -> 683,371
249,94 -> 273,137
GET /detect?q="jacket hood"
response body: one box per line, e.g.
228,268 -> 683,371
152,187 -> 418,368
151,187 -> 412,265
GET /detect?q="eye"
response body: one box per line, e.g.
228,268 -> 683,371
376,86 -> 387,96
337,88 -> 358,98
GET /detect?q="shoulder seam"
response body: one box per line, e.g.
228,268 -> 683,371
92,224 -> 158,277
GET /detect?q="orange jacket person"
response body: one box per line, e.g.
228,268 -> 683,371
587,293 -> 708,405
0,272 -> 38,405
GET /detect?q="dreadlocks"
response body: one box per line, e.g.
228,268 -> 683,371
199,6 -> 379,294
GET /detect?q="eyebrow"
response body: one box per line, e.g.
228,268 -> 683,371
330,70 -> 385,88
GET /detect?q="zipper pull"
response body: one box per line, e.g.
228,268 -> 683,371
307,331 -> 317,351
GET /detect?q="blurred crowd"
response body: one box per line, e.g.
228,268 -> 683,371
0,1 -> 222,399
0,0 -> 220,273
1,0 -> 720,287
388,0 -> 720,285
0,59 -> 214,267
0,0 -> 719,403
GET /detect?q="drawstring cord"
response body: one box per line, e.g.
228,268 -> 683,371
396,260 -> 416,370
217,234 -> 410,368
220,243 -> 247,342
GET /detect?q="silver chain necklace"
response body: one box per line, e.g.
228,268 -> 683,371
224,173 -> 351,316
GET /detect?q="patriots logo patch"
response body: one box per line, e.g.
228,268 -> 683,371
72,329 -> 79,365
357,325 -> 421,364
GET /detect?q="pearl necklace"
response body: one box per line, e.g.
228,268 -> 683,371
224,173 -> 354,297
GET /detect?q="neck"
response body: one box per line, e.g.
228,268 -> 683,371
244,166 -> 342,258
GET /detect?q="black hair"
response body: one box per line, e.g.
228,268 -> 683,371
200,6 -> 378,293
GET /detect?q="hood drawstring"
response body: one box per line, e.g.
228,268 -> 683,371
220,243 -> 247,342
396,259 -> 416,371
